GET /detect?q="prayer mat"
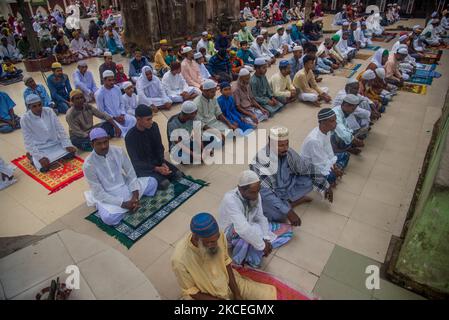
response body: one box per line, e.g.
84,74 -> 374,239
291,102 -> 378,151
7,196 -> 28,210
11,155 -> 84,194
372,32 -> 396,42
85,176 -> 209,248
399,83 -> 427,95
416,63 -> 437,71
0,74 -> 24,86
413,69 -> 441,79
233,266 -> 317,300
365,45 -> 381,51
333,63 -> 361,78
406,76 -> 433,85
354,52 -> 373,60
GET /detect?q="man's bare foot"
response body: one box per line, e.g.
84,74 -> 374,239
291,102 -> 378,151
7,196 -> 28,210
291,196 -> 313,207
312,101 -> 321,108
287,211 -> 302,227
348,147 -> 362,155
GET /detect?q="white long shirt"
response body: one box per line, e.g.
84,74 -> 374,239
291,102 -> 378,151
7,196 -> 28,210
250,41 -> 274,59
70,38 -> 88,52
300,127 -> 337,176
136,76 -> 169,106
162,71 -> 189,96
218,188 -> 275,251
196,38 -> 208,53
20,107 -> 72,160
73,69 -> 98,95
269,33 -> 284,51
83,146 -> 140,208
95,85 -> 126,117
122,92 -> 138,115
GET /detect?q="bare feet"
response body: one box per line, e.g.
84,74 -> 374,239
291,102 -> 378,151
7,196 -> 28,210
348,147 -> 362,155
291,196 -> 313,207
287,210 -> 302,227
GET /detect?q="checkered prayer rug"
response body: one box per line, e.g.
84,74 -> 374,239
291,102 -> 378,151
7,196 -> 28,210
11,155 -> 84,194
85,176 -> 209,248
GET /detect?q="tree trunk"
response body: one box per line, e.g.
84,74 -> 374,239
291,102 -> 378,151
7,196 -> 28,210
17,0 -> 40,57
304,0 -> 313,20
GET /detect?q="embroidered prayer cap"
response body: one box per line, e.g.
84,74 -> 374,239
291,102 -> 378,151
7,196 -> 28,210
292,45 -> 303,52
181,46 -> 193,54
159,39 -> 168,45
202,31 -> 208,36
51,62 -> 62,69
77,60 -> 88,67
256,34 -> 264,39
269,126 -> 289,141
202,79 -> 217,90
25,94 -> 41,105
276,25 -> 284,31
261,28 -> 268,35
238,170 -> 260,187
343,94 -> 360,105
238,67 -> 250,77
362,69 -> 376,80
279,60 -> 290,68
194,52 -> 203,60
181,101 -> 197,114
89,127 -> 109,141
318,108 -> 336,122
135,104 -> 153,117
122,81 -> 133,90
375,67 -> 386,79
413,25 -> 422,31
102,70 -> 114,78
219,81 -> 231,89
103,51 -> 112,57
397,47 -> 408,55
254,57 -> 267,66
69,89 -> 83,99
190,213 -> 219,238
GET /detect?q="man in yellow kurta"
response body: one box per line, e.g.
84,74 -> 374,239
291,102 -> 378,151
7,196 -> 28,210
171,212 -> 277,300
269,60 -> 297,105
154,39 -> 170,77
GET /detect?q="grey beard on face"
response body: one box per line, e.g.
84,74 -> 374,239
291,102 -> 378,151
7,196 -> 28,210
198,240 -> 220,259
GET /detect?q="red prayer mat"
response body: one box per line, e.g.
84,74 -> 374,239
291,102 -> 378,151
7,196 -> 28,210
11,155 -> 84,194
233,265 -> 317,300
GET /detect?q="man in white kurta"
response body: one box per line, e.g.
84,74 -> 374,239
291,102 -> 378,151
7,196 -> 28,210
335,32 -> 356,61
161,62 -> 200,103
95,70 -> 136,137
268,26 -> 287,56
83,128 -> 158,226
73,61 -> 98,102
250,34 -> 275,66
20,94 -> 75,172
70,32 -> 94,59
136,66 -> 173,110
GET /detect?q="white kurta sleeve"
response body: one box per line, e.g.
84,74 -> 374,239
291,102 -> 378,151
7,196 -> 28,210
20,116 -> 45,160
84,161 -> 124,207
121,148 -> 140,193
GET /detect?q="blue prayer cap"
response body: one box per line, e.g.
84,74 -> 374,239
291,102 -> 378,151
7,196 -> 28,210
279,60 -> 290,68
219,81 -> 231,89
190,213 -> 219,238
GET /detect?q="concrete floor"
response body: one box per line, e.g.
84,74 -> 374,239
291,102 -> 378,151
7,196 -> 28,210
0,16 -> 446,299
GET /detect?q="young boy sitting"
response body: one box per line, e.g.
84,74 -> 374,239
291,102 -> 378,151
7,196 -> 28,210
121,81 -> 139,115
1,57 -> 23,81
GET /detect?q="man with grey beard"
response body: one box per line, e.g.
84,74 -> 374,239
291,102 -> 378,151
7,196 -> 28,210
218,170 -> 293,269
171,212 -> 277,300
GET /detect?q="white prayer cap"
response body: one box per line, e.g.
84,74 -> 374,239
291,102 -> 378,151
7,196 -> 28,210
103,51 -> 112,57
254,57 -> 267,66
261,28 -> 268,35
398,47 -> 408,55
346,77 -> 358,85
256,34 -> 264,39
413,25 -> 422,31
343,94 -> 360,105
269,126 -> 289,141
375,67 -> 386,79
122,81 -> 133,90
244,65 -> 254,73
292,45 -> 303,52
399,35 -> 408,42
431,11 -> 438,18
343,22 -> 350,26
181,101 -> 197,114
238,170 -> 260,187
77,60 -> 88,67
182,46 -> 193,54
202,79 -> 217,90
25,94 -> 41,105
276,25 -> 284,31
239,68 -> 250,77
202,31 -> 208,36
233,32 -> 238,36
362,69 -> 376,80
194,52 -> 203,60
102,70 -> 114,78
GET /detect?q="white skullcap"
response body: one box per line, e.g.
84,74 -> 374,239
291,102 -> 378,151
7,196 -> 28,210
122,81 -> 133,90
399,35 -> 408,42
244,65 -> 254,73
269,126 -> 289,141
261,28 -> 268,35
102,70 -> 114,78
202,79 -> 217,90
343,94 -> 360,105
239,68 -> 250,77
254,57 -> 267,66
413,25 -> 422,30
182,46 -> 193,54
431,12 -> 438,18
362,69 -> 376,80
25,94 -> 41,105
181,101 -> 197,114
343,22 -> 350,26
375,67 -> 386,79
194,52 -> 203,60
398,47 -> 408,55
233,32 -> 238,36
276,25 -> 284,31
292,45 -> 303,52
202,31 -> 208,36
77,60 -> 88,67
238,170 -> 260,187
256,34 -> 264,39
347,77 -> 358,85
103,51 -> 112,57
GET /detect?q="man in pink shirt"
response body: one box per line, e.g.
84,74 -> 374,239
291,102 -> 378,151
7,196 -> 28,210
181,46 -> 203,89
384,48 -> 408,87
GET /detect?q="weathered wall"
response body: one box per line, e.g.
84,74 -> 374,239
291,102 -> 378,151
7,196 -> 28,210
435,130 -> 449,187
122,0 -> 239,56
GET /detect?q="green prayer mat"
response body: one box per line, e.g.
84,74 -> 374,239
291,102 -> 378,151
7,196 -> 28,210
85,176 -> 209,248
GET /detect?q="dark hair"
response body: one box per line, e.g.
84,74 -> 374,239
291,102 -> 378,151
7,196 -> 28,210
171,61 -> 181,71
240,40 -> 248,46
304,43 -> 318,53
303,54 -> 315,65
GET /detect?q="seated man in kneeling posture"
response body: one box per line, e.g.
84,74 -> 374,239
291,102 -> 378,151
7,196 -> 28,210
21,94 -> 76,173
83,128 -> 158,226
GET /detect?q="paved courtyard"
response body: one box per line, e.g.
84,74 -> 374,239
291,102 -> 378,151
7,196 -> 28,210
0,17 -> 445,299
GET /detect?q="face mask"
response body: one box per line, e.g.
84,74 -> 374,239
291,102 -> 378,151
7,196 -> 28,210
186,41 -> 192,46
